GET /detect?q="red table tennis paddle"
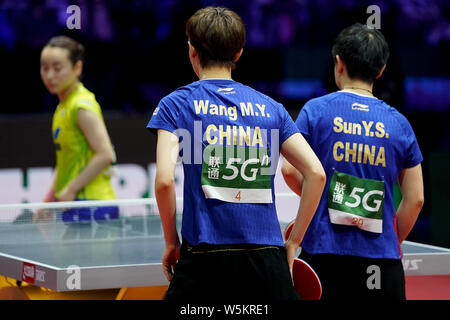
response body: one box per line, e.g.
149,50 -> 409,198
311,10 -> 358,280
284,220 -> 295,242
284,221 -> 322,300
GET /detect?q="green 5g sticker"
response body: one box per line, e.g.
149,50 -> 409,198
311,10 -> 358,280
201,145 -> 272,203
328,170 -> 385,233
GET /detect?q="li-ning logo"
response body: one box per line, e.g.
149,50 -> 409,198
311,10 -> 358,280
217,88 -> 235,94
352,102 -> 369,112
153,106 -> 160,115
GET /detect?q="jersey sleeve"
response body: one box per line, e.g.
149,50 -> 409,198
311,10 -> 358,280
76,98 -> 99,112
146,95 -> 179,135
279,104 -> 300,145
70,97 -> 102,125
294,100 -> 315,145
402,118 -> 423,168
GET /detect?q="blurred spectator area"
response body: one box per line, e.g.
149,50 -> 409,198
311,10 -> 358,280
0,0 -> 448,114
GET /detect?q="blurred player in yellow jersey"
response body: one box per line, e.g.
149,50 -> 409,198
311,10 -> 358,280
38,36 -> 117,222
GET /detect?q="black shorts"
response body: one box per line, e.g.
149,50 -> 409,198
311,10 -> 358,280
164,239 -> 300,301
299,249 -> 406,300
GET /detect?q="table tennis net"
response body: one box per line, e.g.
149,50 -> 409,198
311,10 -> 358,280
0,198 -> 185,245
0,194 -> 297,244
0,193 -> 298,225
0,197 -> 184,224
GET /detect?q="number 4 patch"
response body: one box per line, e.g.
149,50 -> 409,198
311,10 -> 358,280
201,145 -> 273,203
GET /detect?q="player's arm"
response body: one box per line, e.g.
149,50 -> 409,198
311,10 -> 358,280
396,164 -> 424,243
57,108 -> 114,201
281,106 -> 311,197
43,170 -> 58,202
280,133 -> 326,273
281,159 -> 304,196
155,129 -> 180,281
34,170 -> 58,222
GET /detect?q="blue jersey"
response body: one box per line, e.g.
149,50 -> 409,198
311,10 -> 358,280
147,79 -> 299,246
295,91 -> 423,259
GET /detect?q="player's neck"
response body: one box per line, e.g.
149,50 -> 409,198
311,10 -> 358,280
58,81 -> 80,102
198,66 -> 232,80
341,78 -> 374,96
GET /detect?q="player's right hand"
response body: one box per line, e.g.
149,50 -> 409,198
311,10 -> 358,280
32,208 -> 54,223
162,243 -> 180,281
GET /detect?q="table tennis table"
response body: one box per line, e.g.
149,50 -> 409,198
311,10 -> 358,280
0,214 -> 449,299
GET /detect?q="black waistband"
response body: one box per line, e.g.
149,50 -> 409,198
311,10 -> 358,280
181,237 -> 282,254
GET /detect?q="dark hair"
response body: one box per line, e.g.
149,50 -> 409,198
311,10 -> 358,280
45,36 -> 85,66
186,6 -> 245,69
332,23 -> 389,83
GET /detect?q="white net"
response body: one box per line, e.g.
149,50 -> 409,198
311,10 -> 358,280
0,192 -> 299,224
0,197 -> 180,224
0,193 -> 298,245
0,200 -> 184,247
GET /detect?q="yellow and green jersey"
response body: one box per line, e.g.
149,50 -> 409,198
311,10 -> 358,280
52,82 -> 116,200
